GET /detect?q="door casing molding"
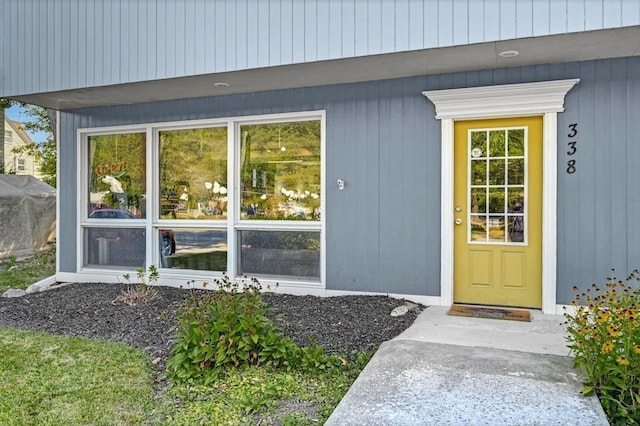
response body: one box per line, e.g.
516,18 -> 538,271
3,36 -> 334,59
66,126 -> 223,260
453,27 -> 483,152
423,79 -> 579,314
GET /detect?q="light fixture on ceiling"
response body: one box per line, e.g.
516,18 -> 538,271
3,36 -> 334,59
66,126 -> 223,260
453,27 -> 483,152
498,50 -> 519,58
213,82 -> 230,87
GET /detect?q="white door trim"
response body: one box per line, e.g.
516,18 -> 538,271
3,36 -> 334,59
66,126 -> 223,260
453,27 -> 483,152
423,79 -> 579,314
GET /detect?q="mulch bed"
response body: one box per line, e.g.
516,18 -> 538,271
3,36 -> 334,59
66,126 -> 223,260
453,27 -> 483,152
0,283 -> 423,366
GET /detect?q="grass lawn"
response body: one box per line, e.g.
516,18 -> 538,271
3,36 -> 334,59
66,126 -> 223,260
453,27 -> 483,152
0,244 -> 56,293
0,327 -> 155,425
0,327 -> 366,425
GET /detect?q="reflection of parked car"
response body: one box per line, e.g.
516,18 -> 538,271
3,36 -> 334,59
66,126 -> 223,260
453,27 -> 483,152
160,230 -> 176,256
89,209 -> 176,256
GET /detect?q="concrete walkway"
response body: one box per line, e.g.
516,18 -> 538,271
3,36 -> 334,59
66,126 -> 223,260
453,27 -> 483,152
326,306 -> 608,426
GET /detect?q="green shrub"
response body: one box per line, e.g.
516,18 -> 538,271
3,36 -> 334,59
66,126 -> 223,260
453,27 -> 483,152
564,270 -> 640,425
166,274 -> 343,384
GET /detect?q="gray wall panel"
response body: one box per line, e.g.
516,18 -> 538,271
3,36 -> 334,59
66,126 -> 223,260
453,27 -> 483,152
59,57 -> 640,301
3,0 -> 640,97
626,58 -> 640,274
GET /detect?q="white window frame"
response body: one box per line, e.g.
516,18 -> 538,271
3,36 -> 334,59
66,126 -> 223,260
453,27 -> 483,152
423,79 -> 579,314
77,127 -> 148,272
76,111 -> 326,290
16,158 -> 26,171
4,130 -> 12,144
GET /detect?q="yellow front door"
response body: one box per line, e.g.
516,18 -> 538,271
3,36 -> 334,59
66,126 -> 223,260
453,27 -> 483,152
453,117 -> 542,308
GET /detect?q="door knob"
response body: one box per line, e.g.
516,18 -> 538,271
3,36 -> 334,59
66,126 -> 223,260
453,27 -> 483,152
455,218 -> 463,225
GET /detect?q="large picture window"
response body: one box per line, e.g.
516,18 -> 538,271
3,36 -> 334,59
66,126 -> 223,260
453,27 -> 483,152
239,121 -> 321,221
88,132 -> 146,219
80,112 -> 324,284
159,127 -> 228,220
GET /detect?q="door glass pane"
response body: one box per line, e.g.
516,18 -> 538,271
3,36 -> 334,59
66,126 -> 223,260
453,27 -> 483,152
488,188 -> 505,213
508,215 -> 525,242
507,189 -> 525,213
470,188 -> 486,213
488,130 -> 506,157
159,127 -> 228,220
471,160 -> 486,185
508,159 -> 524,185
488,216 -> 506,242
239,121 -> 321,221
470,131 -> 486,158
88,133 -> 146,218
508,129 -> 525,156
470,215 -> 487,241
488,160 -> 505,185
469,127 -> 526,244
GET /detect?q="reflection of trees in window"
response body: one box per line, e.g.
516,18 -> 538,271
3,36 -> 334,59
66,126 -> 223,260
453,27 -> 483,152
240,120 -> 321,220
159,127 -> 227,219
88,133 -> 146,216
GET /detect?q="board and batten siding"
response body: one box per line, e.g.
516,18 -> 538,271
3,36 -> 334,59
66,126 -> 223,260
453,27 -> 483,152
2,0 -> 640,97
59,56 -> 640,302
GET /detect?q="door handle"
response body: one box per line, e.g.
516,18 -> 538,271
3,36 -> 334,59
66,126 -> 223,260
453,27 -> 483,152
455,218 -> 463,225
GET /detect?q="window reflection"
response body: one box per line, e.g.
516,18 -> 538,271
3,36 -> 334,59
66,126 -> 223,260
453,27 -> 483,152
239,230 -> 320,278
159,228 -> 227,270
88,133 -> 146,219
239,121 -> 321,221
84,227 -> 146,267
159,127 -> 228,220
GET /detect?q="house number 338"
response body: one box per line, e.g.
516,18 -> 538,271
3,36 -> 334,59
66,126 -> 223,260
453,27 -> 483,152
566,123 -> 578,174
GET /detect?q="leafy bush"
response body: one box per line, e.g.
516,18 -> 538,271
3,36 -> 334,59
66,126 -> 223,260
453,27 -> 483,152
166,274 -> 345,384
113,265 -> 160,306
564,270 -> 640,424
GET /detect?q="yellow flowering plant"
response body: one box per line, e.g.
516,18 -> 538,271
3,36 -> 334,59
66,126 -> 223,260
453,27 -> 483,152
564,270 -> 640,424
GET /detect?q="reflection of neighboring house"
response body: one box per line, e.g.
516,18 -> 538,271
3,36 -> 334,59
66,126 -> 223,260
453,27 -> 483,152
3,118 -> 41,179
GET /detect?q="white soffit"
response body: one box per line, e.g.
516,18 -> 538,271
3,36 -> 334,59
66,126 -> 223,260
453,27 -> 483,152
423,79 -> 580,120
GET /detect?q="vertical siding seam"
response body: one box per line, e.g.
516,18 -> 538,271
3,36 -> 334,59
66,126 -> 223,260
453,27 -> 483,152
466,0 -> 470,43
394,0 -> 398,51
499,0 -> 502,39
623,61 -> 628,271
482,0 -> 486,41
290,0 -> 294,64
437,0 -> 440,45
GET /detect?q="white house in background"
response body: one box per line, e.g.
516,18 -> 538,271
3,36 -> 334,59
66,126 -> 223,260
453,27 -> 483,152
3,118 -> 41,179
1,0 -> 640,314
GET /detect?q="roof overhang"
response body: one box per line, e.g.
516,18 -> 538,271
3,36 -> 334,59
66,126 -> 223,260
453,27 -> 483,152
10,25 -> 640,110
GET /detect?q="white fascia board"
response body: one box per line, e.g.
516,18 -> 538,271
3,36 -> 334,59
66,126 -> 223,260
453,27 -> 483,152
423,79 -> 580,120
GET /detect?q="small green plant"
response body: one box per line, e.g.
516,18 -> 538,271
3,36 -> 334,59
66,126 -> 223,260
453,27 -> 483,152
564,270 -> 640,425
114,265 -> 160,306
167,274 -> 351,384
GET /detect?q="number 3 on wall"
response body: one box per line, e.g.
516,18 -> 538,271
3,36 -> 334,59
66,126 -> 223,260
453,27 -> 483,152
566,123 -> 577,174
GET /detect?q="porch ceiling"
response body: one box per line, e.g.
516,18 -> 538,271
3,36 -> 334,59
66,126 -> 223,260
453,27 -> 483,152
11,26 -> 640,111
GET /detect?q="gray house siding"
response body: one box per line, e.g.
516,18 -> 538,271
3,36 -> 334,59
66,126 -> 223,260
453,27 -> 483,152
3,0 -> 639,96
59,56 -> 640,302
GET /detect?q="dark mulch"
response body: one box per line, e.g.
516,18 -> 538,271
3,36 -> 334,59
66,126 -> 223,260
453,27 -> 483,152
0,283 -> 423,365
